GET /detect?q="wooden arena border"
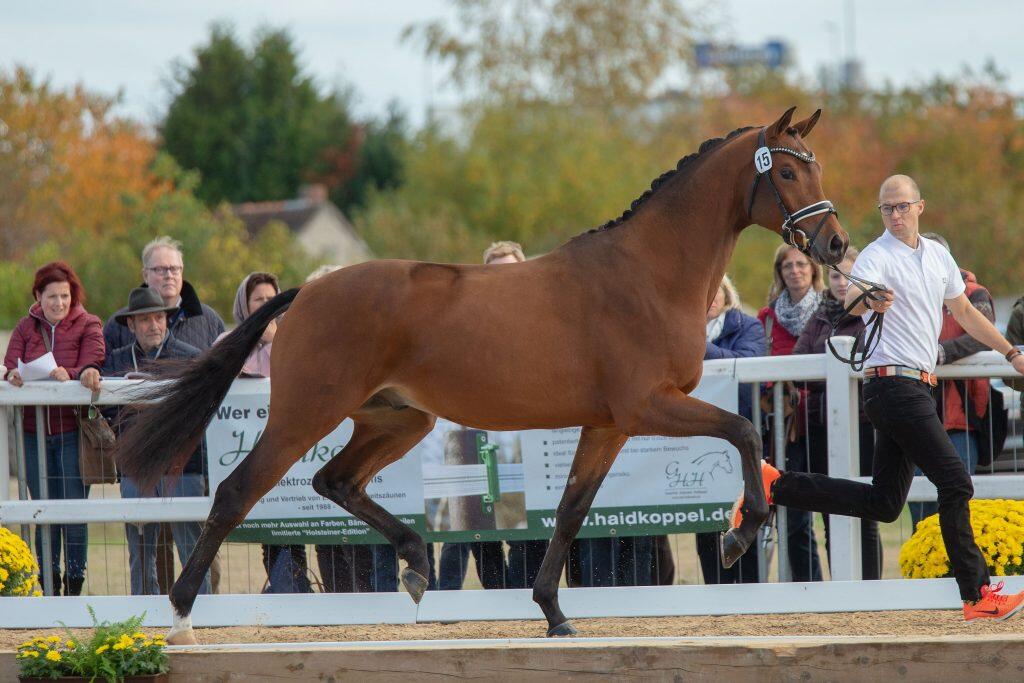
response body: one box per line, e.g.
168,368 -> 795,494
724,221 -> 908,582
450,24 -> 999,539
4,634 -> 1024,681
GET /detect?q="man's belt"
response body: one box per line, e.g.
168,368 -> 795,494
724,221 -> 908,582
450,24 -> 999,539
864,365 -> 938,386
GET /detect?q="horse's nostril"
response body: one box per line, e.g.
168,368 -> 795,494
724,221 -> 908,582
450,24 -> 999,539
830,233 -> 846,257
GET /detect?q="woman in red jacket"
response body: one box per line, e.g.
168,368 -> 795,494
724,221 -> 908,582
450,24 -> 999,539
3,262 -> 104,596
758,244 -> 824,582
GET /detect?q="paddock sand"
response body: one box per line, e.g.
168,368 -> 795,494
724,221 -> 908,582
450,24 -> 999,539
3,610 -> 1024,649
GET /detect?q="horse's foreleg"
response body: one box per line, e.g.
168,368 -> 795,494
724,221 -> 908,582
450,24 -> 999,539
311,407 -> 435,603
635,388 -> 766,568
533,426 -> 627,637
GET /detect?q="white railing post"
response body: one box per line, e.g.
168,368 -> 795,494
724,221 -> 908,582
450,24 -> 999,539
825,336 -> 861,581
0,406 -> 9,502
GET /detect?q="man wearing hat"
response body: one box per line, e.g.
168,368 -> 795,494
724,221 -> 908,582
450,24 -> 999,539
102,287 -> 211,596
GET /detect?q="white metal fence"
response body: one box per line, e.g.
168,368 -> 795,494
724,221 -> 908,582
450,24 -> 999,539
1,337 -> 1022,628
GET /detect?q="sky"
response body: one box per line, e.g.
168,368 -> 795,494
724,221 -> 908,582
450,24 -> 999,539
1,1 -> 1021,128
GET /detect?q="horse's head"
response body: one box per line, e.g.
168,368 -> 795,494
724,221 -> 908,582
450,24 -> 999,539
747,107 -> 849,266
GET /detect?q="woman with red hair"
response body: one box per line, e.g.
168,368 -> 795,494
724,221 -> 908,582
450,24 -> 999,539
3,261 -> 104,595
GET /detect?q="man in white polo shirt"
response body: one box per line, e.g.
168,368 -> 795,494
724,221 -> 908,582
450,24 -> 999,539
731,174 -> 1024,621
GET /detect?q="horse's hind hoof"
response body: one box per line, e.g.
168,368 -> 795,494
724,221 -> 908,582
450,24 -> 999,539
401,568 -> 429,604
720,530 -> 746,569
547,621 -> 577,638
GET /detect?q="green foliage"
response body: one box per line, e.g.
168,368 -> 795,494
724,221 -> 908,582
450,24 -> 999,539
357,103 -> 659,263
161,24 -> 405,212
17,608 -> 168,682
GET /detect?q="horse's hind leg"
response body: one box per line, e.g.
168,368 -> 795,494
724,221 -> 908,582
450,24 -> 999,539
311,405 -> 435,602
633,388 -> 766,567
533,426 -> 627,637
167,388 -> 366,644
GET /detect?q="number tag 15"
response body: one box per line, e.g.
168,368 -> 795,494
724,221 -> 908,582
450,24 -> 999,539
754,146 -> 773,173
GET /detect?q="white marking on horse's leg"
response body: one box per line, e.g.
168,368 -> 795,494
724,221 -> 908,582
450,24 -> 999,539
166,607 -> 198,645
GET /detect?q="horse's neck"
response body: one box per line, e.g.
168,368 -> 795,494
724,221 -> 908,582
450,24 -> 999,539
621,150 -> 749,309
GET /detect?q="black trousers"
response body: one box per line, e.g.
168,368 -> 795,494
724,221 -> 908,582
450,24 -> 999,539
772,376 -> 988,601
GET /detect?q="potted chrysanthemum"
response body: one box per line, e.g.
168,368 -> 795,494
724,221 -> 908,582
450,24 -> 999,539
0,527 -> 42,597
900,499 -> 1024,579
16,608 -> 169,682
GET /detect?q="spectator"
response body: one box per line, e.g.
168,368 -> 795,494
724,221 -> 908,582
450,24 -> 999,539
759,243 -> 825,582
694,275 -> 766,585
792,246 -> 882,579
104,236 -> 225,352
437,240 -> 549,590
1007,294 -> 1024,349
213,271 -> 310,593
3,261 -> 104,595
297,265 -> 400,593
103,236 -> 226,593
910,233 -> 996,528
102,287 -> 211,596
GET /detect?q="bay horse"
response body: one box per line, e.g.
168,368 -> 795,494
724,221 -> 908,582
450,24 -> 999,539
116,107 -> 848,643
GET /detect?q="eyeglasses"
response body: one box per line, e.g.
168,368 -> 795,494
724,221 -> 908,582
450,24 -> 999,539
878,200 -> 921,216
145,265 -> 183,277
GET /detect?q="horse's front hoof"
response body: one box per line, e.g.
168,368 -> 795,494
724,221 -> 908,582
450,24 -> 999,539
720,529 -> 747,569
166,627 -> 198,645
401,568 -> 429,604
547,621 -> 578,638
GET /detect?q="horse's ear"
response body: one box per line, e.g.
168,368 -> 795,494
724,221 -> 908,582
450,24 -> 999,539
793,109 -> 822,139
771,107 -> 798,138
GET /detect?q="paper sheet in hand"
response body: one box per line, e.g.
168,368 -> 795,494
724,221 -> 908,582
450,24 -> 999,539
18,352 -> 57,381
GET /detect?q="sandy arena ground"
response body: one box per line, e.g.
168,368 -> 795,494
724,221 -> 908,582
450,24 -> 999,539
2,610 -> 1024,648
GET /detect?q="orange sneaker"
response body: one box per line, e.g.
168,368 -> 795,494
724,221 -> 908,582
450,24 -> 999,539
728,460 -> 781,529
964,582 -> 1024,622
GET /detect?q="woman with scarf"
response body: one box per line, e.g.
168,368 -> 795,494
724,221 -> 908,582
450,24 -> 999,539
791,246 -> 882,579
758,244 -> 825,582
216,273 -> 310,593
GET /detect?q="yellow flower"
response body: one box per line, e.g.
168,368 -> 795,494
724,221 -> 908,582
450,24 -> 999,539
45,650 -> 61,662
47,635 -> 61,643
95,644 -> 109,654
112,642 -> 127,651
25,650 -> 39,658
66,640 -> 75,648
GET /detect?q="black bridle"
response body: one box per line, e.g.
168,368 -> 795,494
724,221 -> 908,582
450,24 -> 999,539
747,126 -> 836,259
747,126 -> 887,371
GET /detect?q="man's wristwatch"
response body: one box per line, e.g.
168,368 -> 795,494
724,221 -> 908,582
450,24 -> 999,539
1007,348 -> 1023,362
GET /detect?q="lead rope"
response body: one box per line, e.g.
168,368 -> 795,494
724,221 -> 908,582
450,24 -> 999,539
824,263 -> 888,372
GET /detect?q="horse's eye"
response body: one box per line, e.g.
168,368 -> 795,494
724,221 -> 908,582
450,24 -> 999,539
780,167 -> 796,180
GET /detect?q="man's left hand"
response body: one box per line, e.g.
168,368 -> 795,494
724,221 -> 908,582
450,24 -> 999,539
1011,353 -> 1024,376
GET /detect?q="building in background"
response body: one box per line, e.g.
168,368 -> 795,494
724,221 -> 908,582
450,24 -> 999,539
233,185 -> 372,266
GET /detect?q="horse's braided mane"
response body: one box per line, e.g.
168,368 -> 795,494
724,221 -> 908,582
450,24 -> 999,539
583,126 -> 756,235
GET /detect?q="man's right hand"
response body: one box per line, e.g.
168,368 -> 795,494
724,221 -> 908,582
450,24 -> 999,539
7,369 -> 23,387
868,289 -> 895,314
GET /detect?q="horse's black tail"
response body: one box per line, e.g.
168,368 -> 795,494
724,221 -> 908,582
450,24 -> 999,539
115,287 -> 301,492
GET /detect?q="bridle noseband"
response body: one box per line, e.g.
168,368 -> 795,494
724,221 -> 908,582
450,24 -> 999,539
748,126 -> 887,371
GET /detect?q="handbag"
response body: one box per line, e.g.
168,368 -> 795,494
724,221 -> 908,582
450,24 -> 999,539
37,320 -> 117,485
76,393 -> 118,485
952,380 -> 1008,469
